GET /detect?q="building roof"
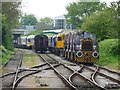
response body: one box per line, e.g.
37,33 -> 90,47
54,15 -> 65,19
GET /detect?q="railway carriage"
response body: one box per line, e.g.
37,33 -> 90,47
18,36 -> 27,49
34,34 -> 48,53
16,37 -> 21,48
51,35 -> 57,53
48,36 -> 52,52
48,35 -> 57,53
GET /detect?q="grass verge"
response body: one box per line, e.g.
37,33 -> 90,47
97,39 -> 119,70
0,45 -> 14,67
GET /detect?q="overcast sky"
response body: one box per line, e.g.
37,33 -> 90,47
21,0 -> 117,19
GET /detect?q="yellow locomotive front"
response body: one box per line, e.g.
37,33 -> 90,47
55,33 -> 65,55
56,33 -> 64,48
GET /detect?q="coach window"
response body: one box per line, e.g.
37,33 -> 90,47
58,37 -> 62,41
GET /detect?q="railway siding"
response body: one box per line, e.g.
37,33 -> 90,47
0,50 -> 23,88
0,49 -> 120,90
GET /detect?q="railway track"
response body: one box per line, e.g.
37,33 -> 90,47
1,62 -> 55,89
40,54 -> 120,90
39,54 -> 108,90
1,50 -> 23,74
68,63 -> 120,89
1,51 -> 120,90
82,64 -> 120,89
0,50 -> 23,88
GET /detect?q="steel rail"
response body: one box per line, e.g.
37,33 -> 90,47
94,64 -> 120,75
84,65 -> 120,84
46,54 -> 76,66
12,53 -> 23,90
0,63 -> 47,78
0,50 -> 18,69
46,54 -> 105,89
39,54 -> 77,90
69,64 -> 84,84
91,65 -> 105,89
12,65 -> 55,90
63,64 -> 105,90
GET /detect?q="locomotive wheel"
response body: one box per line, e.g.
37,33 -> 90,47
35,50 -> 37,53
73,52 -> 75,60
62,50 -> 65,57
65,51 -> 67,59
60,49 -> 63,57
65,51 -> 68,59
67,51 -> 69,59
67,51 -> 69,60
71,52 -> 74,60
68,51 -> 71,60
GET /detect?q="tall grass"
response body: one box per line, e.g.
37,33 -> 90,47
97,39 -> 119,69
0,45 -> 14,67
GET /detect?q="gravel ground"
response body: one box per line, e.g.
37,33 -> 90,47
17,69 -> 69,89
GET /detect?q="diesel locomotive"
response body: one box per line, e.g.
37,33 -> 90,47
64,32 -> 99,63
16,30 -> 99,64
49,31 -> 99,64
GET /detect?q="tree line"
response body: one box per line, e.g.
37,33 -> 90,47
2,2 -> 21,51
20,14 -> 53,28
1,0 -> 119,51
65,0 -> 119,41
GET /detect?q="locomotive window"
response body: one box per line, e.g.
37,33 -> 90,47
82,41 -> 93,51
57,37 -> 62,41
23,38 -> 26,43
28,39 -> 31,42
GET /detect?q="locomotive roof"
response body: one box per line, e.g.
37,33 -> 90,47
27,35 -> 35,38
35,34 -> 48,37
21,36 -> 27,38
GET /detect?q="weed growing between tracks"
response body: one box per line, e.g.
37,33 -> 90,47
22,52 -> 41,68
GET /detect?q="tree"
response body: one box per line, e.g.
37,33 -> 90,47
37,17 -> 53,29
81,2 -> 118,41
38,17 -> 53,26
65,1 -> 107,28
21,14 -> 38,25
2,2 -> 21,51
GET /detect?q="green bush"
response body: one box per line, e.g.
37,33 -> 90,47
99,39 -> 119,55
27,29 -> 43,35
98,39 -> 119,69
0,45 -> 14,66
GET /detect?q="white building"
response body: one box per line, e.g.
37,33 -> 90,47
54,15 -> 66,29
